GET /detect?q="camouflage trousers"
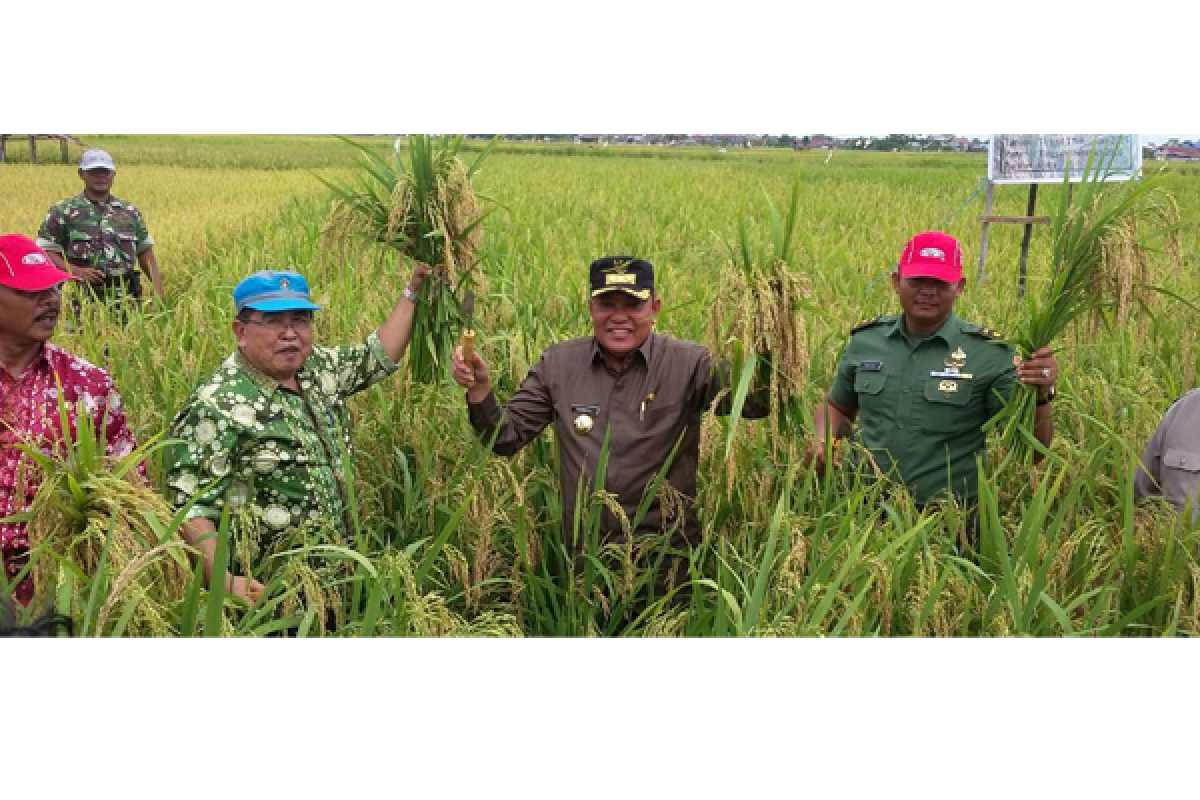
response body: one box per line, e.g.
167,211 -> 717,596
69,272 -> 143,327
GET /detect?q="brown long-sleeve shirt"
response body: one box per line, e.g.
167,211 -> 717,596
467,333 -> 769,548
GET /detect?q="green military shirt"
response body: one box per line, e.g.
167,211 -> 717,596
37,193 -> 154,278
828,312 -> 1016,504
163,333 -> 398,559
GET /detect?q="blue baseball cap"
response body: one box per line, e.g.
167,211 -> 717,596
233,271 -> 323,313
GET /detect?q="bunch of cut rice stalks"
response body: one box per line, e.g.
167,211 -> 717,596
991,137 -> 1179,465
712,176 -> 811,449
321,135 -> 496,383
19,407 -> 193,637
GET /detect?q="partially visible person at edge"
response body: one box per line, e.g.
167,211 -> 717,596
804,231 -> 1059,538
1134,390 -> 1200,520
450,256 -> 770,590
163,258 -> 431,602
0,235 -> 142,606
36,148 -> 165,318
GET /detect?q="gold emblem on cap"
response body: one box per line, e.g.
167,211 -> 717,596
573,414 -> 595,436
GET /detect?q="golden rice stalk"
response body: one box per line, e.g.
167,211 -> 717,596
1093,190 -> 1182,326
27,474 -> 192,637
714,260 -> 810,429
272,558 -> 340,636
385,553 -> 522,637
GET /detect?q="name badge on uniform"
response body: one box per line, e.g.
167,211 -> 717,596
858,361 -> 884,372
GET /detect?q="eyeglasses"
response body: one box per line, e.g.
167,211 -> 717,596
242,312 -> 314,331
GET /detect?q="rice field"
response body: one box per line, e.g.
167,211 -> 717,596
4,134 -> 1200,636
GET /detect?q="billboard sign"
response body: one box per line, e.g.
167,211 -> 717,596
988,134 -> 1141,184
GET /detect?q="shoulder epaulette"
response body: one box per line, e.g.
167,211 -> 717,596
850,315 -> 895,335
962,322 -> 1005,341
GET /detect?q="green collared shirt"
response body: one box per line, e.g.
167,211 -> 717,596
37,193 -> 154,276
164,333 -> 398,558
829,312 -> 1016,504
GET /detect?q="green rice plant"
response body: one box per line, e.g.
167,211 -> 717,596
14,394 -> 194,636
990,137 -> 1173,465
320,134 -> 496,383
11,136 -> 1200,637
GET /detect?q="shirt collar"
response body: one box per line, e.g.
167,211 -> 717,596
590,332 -> 656,370
77,191 -> 119,209
888,312 -> 959,345
1,343 -> 53,381
234,349 -> 287,395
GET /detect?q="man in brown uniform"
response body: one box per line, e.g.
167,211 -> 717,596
451,256 -> 768,560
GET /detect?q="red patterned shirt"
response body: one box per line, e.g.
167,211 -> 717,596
1,344 -> 139,605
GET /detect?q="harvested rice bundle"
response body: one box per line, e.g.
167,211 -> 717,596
21,419 -> 192,637
991,138 -> 1175,464
713,178 -> 811,439
322,135 -> 496,383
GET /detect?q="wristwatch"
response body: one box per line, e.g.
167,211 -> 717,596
403,287 -> 419,304
1036,386 -> 1057,406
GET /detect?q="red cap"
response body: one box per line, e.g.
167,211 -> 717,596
898,231 -> 963,283
0,235 -> 77,291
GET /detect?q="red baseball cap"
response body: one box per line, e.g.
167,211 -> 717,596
0,234 -> 77,291
897,231 -> 963,283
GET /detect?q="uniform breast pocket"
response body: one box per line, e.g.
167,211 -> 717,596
853,371 -> 888,413
641,401 -> 684,436
1162,449 -> 1200,503
920,377 -> 974,431
116,231 -> 138,258
67,227 -> 99,261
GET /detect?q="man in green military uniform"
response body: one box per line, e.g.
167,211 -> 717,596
163,259 -> 430,601
37,148 -> 165,315
806,231 -> 1058,516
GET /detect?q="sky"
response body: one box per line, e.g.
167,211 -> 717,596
811,134 -> 1195,145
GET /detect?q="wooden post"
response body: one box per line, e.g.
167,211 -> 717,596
60,137 -> 68,164
1017,184 -> 1038,298
0,135 -> 6,164
28,134 -> 37,165
976,181 -> 995,284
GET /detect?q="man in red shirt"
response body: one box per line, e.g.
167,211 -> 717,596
0,234 -> 140,605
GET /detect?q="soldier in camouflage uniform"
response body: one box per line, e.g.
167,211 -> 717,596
36,149 -> 165,318
163,261 -> 430,601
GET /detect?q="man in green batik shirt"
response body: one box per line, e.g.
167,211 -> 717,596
36,149 -> 165,313
806,231 -> 1060,516
164,259 -> 430,601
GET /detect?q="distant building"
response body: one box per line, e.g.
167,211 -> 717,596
1163,146 -> 1200,161
806,135 -> 836,150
